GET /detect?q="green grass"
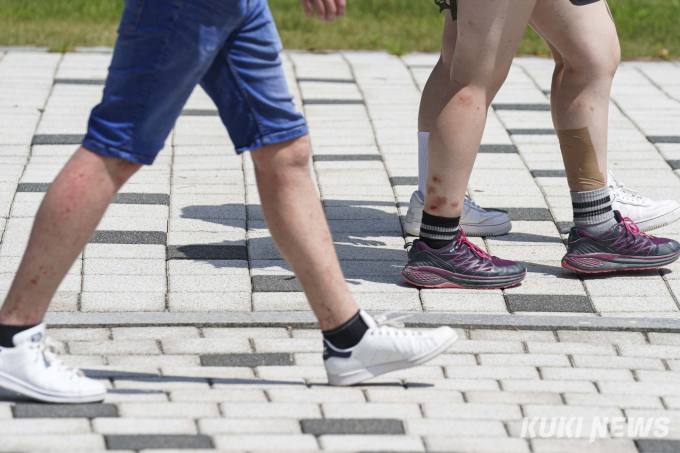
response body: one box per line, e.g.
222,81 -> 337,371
0,0 -> 679,58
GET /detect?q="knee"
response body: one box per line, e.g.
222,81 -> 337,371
252,137 -> 312,179
564,41 -> 621,82
447,84 -> 487,109
108,158 -> 142,188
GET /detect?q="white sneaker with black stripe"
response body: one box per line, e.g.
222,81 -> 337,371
404,190 -> 512,237
324,311 -> 457,386
609,171 -> 680,232
0,324 -> 106,403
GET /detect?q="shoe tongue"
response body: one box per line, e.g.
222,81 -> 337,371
613,210 -> 624,223
12,323 -> 46,347
358,310 -> 377,329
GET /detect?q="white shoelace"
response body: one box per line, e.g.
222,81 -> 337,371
33,338 -> 84,380
371,313 -> 422,336
609,175 -> 645,204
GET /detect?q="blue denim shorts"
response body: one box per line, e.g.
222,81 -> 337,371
83,0 -> 308,165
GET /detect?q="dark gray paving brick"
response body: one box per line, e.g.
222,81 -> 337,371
493,103 -> 551,111
91,230 -> 166,245
167,244 -> 247,260
507,129 -> 555,135
105,435 -> 213,450
479,144 -> 518,154
531,169 -> 566,178
54,78 -> 105,85
252,275 -> 302,292
313,154 -> 382,162
297,77 -> 355,84
181,109 -> 219,116
201,353 -> 294,367
303,99 -> 364,105
32,134 -> 84,145
16,182 -> 50,192
490,208 -> 553,221
666,160 -> 680,170
648,136 -> 680,144
301,419 -> 404,436
13,403 -> 118,418
114,193 -> 170,205
390,176 -> 417,186
16,185 -> 169,207
506,295 -> 595,313
635,439 -> 680,453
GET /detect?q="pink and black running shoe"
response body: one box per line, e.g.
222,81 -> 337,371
562,211 -> 680,274
402,230 -> 526,289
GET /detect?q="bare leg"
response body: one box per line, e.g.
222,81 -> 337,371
0,148 -> 140,325
250,136 -> 358,330
425,0 -> 536,218
417,14 -> 457,133
529,0 -> 620,190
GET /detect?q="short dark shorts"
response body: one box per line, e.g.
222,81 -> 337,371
434,0 -> 457,20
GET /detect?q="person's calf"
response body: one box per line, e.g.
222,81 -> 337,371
0,148 -> 142,327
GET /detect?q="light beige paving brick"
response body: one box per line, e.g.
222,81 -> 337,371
425,436 -> 530,453
213,434 -> 319,451
320,435 -> 424,452
322,403 -> 422,419
0,419 -> 91,434
557,330 -> 647,345
92,417 -> 197,434
199,418 -> 301,434
112,327 -> 200,340
469,329 -> 556,342
465,391 -> 563,405
220,402 -> 321,419
501,379 -> 597,394
539,367 -> 633,381
117,402 -> 220,418
445,365 -> 539,380
405,419 -> 507,437
69,340 -> 161,355
423,402 -> 523,420
480,353 -> 570,367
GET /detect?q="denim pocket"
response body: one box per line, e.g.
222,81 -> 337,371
118,0 -> 146,35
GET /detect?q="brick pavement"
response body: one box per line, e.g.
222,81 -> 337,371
1,49 -> 680,452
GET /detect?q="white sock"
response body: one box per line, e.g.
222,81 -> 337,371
417,131 -> 430,196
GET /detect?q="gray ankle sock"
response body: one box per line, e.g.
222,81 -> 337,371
571,187 -> 617,234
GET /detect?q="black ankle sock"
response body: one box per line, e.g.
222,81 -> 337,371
322,311 -> 369,349
0,324 -> 37,348
419,211 -> 460,249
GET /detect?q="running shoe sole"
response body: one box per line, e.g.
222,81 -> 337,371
401,265 -> 526,289
561,251 -> 680,274
0,371 -> 106,404
327,330 -> 458,386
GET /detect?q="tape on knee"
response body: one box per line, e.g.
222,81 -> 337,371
557,127 -> 606,192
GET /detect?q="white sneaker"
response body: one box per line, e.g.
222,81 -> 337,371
324,311 -> 457,386
0,324 -> 106,403
403,190 -> 512,237
608,171 -> 680,232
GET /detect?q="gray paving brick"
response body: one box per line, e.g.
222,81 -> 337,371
200,353 -> 294,367
506,295 -> 595,313
105,434 -> 213,450
32,134 -> 84,145
636,439 -> 680,453
252,275 -> 302,292
167,244 -> 247,260
90,230 -> 166,245
301,418 -> 404,435
12,403 -> 118,418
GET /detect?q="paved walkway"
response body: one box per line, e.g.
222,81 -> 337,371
1,49 -> 680,452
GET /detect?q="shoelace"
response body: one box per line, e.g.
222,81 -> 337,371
33,338 -> 84,380
464,197 -> 485,212
621,216 -> 649,239
455,230 -> 492,260
371,312 -> 421,336
609,174 -> 644,204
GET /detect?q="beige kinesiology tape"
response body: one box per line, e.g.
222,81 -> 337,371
557,127 -> 606,192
